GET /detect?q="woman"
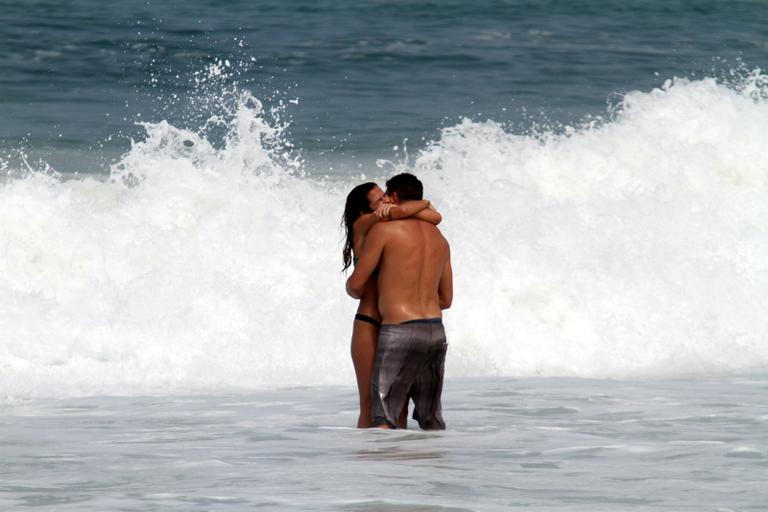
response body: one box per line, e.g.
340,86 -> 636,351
342,182 -> 442,428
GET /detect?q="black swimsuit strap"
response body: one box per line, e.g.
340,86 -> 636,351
355,313 -> 382,328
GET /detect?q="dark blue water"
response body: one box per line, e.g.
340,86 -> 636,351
1,0 -> 766,173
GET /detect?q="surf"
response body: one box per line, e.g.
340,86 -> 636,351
1,69 -> 767,399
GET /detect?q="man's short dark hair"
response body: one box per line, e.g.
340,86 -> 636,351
385,173 -> 423,201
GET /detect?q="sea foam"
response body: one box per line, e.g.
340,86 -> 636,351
1,72 -> 768,398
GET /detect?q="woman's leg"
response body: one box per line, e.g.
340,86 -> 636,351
351,320 -> 379,428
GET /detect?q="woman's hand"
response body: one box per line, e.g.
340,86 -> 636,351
375,203 -> 395,220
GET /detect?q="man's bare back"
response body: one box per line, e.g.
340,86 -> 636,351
374,219 -> 450,323
346,216 -> 452,323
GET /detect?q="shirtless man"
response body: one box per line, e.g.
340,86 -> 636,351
346,173 -> 453,430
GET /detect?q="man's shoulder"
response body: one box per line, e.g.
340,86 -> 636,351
368,219 -> 417,242
367,221 -> 396,238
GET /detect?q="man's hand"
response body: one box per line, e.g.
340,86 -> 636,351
375,203 -> 395,220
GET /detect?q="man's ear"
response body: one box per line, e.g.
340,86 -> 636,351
390,192 -> 399,204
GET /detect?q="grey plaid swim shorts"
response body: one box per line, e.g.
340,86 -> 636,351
371,318 -> 447,430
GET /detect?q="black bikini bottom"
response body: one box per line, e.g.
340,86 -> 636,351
355,313 -> 382,328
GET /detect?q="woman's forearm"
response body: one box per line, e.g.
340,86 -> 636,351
414,207 -> 442,225
389,199 -> 429,220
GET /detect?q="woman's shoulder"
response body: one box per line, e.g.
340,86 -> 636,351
353,212 -> 379,237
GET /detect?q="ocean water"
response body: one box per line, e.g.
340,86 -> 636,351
2,0 -> 767,171
2,68 -> 768,398
2,377 -> 767,511
2,1 -> 768,510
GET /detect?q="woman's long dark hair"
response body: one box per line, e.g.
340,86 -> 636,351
342,182 -> 378,272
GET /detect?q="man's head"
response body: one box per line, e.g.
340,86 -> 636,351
385,173 -> 423,204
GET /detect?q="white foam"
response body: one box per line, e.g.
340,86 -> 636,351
414,71 -> 768,379
2,72 -> 768,398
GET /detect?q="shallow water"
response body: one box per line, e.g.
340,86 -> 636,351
2,376 -> 766,511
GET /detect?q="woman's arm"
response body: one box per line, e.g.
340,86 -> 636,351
413,205 -> 442,225
388,199 -> 430,220
376,199 -> 443,225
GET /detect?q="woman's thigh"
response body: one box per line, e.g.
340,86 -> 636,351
351,320 -> 379,385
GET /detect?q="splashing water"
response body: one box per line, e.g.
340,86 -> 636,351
1,70 -> 768,399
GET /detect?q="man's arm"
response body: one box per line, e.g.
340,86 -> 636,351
346,224 -> 387,299
438,252 -> 453,310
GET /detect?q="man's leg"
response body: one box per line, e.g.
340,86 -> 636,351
371,325 -> 419,428
411,326 -> 447,430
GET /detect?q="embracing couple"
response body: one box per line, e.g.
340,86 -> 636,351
343,173 -> 453,430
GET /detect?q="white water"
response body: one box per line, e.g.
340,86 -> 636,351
2,73 -> 768,399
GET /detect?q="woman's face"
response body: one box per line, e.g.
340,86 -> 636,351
366,186 -> 385,211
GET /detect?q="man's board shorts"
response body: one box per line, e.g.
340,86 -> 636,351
371,318 -> 447,430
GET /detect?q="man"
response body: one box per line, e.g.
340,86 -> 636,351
346,173 -> 453,430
